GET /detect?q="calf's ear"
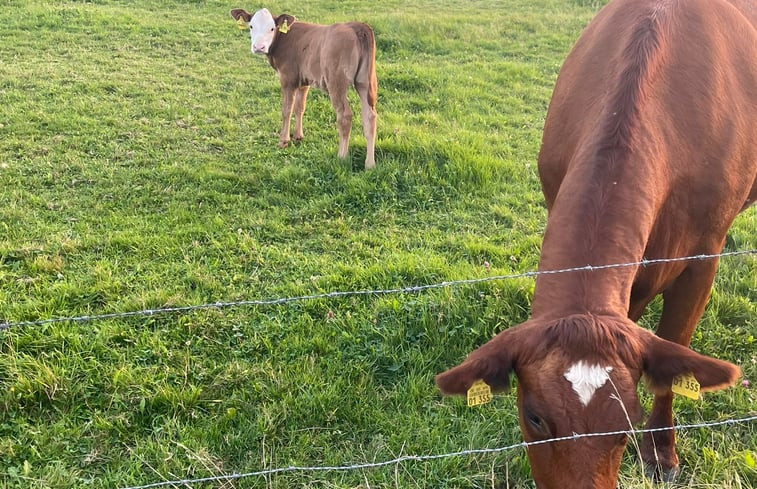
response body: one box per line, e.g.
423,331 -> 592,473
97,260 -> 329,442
640,331 -> 740,395
435,329 -> 520,396
230,8 -> 252,23
275,14 -> 296,29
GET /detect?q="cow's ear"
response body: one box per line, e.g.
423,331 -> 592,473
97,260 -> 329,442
640,331 -> 740,395
275,14 -> 296,30
230,8 -> 252,23
435,329 -> 521,396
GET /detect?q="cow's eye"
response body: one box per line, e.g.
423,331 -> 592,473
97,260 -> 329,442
270,27 -> 275,32
524,411 -> 552,439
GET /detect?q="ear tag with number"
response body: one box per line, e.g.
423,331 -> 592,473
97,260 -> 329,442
467,379 -> 492,407
279,20 -> 289,33
672,372 -> 700,399
236,17 -> 248,30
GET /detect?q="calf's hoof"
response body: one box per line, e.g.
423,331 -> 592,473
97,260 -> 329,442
364,160 -> 375,170
644,462 -> 679,483
278,140 -> 290,148
292,136 -> 304,144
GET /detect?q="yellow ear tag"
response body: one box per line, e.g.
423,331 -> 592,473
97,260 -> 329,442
279,20 -> 289,33
672,373 -> 700,399
236,17 -> 248,30
467,379 -> 492,407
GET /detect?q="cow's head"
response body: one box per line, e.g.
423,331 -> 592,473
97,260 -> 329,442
230,8 -> 295,55
435,314 -> 739,488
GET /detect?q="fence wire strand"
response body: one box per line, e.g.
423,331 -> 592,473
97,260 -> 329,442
118,414 -> 757,489
1,249 -> 755,331
2,249 -> 754,486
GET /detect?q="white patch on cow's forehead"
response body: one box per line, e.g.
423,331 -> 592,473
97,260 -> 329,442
251,8 -> 275,29
564,361 -> 613,407
248,8 -> 276,54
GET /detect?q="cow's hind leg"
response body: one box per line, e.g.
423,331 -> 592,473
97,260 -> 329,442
278,86 -> 297,148
356,83 -> 377,169
641,258 -> 721,481
292,86 -> 310,143
328,83 -> 352,160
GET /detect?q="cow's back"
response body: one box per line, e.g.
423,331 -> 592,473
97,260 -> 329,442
271,22 -> 369,90
534,0 -> 756,313
728,0 -> 757,27
538,0 -> 756,236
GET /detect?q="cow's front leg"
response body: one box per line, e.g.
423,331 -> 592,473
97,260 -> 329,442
292,86 -> 310,143
279,86 -> 297,148
641,258 -> 720,481
643,392 -> 678,482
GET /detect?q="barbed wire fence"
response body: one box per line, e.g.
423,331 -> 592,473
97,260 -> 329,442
117,415 -> 757,489
1,249 -> 755,488
1,249 -> 755,330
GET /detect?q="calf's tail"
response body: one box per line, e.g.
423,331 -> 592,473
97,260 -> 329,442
353,23 -> 377,107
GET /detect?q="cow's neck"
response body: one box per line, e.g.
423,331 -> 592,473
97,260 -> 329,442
266,31 -> 289,68
531,152 -> 662,318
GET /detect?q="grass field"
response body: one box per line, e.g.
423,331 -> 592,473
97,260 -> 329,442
0,1 -> 755,488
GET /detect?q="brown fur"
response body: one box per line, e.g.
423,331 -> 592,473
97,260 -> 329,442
230,9 -> 378,169
437,0 -> 754,487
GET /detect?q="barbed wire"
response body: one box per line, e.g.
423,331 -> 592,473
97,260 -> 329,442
3,250 -> 753,487
118,414 -> 757,489
1,249 -> 755,331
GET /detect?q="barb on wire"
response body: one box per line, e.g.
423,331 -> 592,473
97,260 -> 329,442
1,249 -> 755,331
118,414 -> 757,489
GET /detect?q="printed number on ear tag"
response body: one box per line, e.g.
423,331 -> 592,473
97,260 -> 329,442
279,20 -> 289,33
672,372 -> 700,399
236,18 -> 248,30
467,379 -> 492,407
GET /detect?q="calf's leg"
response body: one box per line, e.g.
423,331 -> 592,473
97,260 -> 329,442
328,84 -> 352,159
278,86 -> 297,148
356,84 -> 377,170
292,86 -> 310,143
642,258 -> 720,481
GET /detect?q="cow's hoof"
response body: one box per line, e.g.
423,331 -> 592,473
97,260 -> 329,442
292,136 -> 304,144
644,462 -> 679,483
278,140 -> 290,148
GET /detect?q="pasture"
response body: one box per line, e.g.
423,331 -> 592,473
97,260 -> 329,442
0,0 -> 755,488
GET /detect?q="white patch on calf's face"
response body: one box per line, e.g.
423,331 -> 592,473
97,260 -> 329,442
564,361 -> 613,407
249,8 -> 276,54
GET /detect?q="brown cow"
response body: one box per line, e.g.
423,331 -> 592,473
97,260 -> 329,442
437,0 -> 756,487
230,8 -> 378,170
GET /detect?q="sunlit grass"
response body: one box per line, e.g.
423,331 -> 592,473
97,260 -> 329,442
0,1 -> 754,488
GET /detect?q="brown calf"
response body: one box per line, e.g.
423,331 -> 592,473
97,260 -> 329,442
437,0 -> 755,487
230,8 -> 378,169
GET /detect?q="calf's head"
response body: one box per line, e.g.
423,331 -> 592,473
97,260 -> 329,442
436,314 -> 739,489
230,8 -> 295,55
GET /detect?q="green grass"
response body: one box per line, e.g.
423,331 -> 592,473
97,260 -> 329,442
0,1 -> 755,488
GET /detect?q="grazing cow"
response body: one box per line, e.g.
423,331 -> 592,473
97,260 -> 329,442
230,8 -> 378,170
437,0 -> 755,487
